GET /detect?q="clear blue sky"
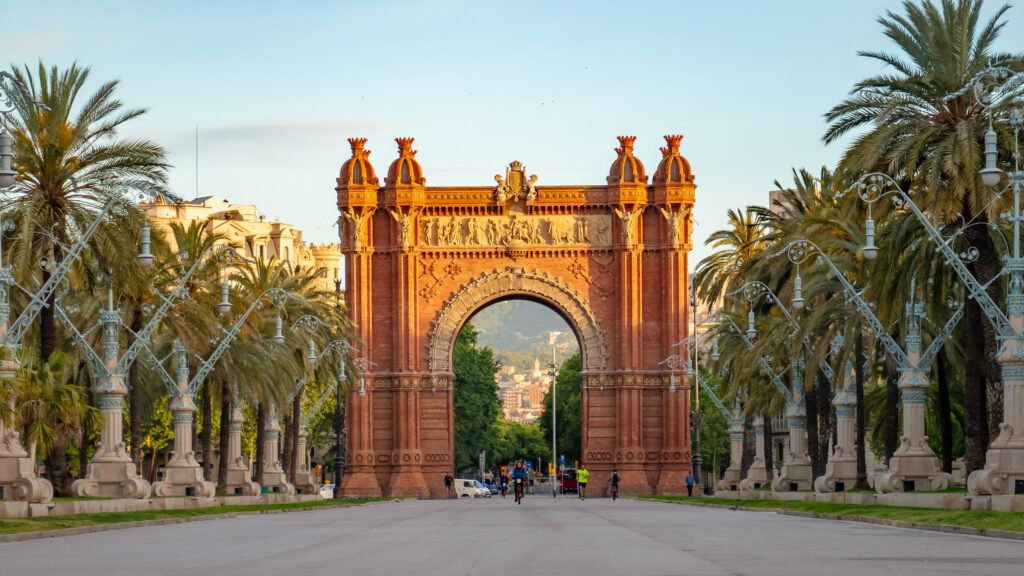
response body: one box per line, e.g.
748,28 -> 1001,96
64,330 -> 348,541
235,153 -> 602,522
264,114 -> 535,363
5,1 -> 1023,265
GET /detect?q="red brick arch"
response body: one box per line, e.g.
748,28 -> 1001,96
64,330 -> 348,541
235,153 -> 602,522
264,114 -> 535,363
337,136 -> 696,498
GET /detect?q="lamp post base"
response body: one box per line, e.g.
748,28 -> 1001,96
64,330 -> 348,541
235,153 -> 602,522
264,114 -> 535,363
71,460 -> 151,499
771,458 -> 813,492
152,464 -> 216,498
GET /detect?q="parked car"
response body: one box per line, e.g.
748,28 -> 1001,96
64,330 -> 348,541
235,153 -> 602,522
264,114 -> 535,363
319,484 -> 335,499
484,481 -> 499,495
454,478 -> 489,498
474,480 -> 493,498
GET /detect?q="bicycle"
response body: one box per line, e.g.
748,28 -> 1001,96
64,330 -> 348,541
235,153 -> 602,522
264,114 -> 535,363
513,478 -> 524,505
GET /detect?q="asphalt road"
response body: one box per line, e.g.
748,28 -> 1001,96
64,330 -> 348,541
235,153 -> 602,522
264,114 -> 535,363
2,496 -> 1022,575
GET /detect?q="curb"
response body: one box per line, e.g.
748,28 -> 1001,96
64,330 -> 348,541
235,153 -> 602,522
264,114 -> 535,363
0,500 -> 388,544
644,499 -> 1024,542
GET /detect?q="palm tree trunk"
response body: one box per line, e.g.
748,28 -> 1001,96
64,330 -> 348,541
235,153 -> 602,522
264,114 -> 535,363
884,347 -> 899,464
255,402 -> 266,480
48,444 -> 71,496
282,410 -> 293,481
964,297 -> 989,474
127,308 -> 144,469
806,382 -> 820,478
740,414 -> 754,476
936,350 -> 953,474
79,366 -> 93,479
288,387 -> 302,482
964,209 -> 1001,452
817,368 -> 833,476
216,377 -> 232,493
200,380 -> 213,481
763,411 -> 774,481
854,331 -> 869,489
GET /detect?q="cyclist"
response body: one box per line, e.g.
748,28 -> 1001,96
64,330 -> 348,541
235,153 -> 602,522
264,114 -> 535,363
577,465 -> 590,501
609,468 -> 620,501
511,461 -> 529,505
500,473 -> 508,499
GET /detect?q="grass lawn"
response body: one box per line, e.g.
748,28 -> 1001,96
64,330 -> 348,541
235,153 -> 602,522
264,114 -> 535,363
0,498 -> 388,536
638,495 -> 1024,533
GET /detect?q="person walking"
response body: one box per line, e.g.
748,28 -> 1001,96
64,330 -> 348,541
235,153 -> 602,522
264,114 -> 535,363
444,474 -> 453,498
577,465 -> 590,501
609,468 -> 620,501
685,471 -> 695,497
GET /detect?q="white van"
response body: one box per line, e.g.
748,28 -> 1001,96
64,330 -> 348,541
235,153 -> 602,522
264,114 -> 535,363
454,478 -> 489,498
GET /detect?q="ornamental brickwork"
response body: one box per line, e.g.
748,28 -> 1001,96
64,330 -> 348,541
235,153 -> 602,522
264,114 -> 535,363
337,135 -> 696,497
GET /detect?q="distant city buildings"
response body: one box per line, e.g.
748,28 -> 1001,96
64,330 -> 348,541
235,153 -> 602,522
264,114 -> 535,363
142,195 -> 343,293
498,359 -> 553,425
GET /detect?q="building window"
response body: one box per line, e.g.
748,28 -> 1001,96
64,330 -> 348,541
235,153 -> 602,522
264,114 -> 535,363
401,162 -> 410,184
354,162 -> 363,184
259,245 -> 265,260
284,247 -> 290,262
624,161 -> 633,181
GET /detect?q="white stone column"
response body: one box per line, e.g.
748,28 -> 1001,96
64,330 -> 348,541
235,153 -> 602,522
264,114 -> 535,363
71,306 -> 150,498
816,363 -> 858,492
292,426 -> 319,494
151,357 -> 215,498
739,417 -> 768,490
772,359 -> 813,491
223,399 -> 259,496
876,308 -> 951,493
259,403 -> 294,495
0,333 -> 53,503
969,288 -> 1024,494
717,411 -> 744,491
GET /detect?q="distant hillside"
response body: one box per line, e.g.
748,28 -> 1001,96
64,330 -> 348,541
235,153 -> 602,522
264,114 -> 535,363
468,300 -> 579,372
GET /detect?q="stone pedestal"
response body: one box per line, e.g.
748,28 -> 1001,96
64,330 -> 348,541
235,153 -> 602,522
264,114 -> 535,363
739,417 -> 768,490
259,407 -> 294,496
0,354 -> 54,503
292,427 -> 320,494
816,365 -> 859,493
222,401 -> 259,496
71,367 -> 150,499
772,414 -> 813,492
151,395 -> 215,498
968,302 -> 1024,496
876,349 -> 951,493
718,418 -> 744,492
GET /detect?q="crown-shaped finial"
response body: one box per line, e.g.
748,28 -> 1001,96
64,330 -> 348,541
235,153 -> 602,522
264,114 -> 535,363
348,137 -> 368,152
616,135 -> 637,152
395,137 -> 416,153
663,134 -> 684,151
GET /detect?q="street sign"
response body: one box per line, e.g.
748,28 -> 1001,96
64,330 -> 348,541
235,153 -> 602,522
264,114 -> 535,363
560,454 -> 565,466
479,451 -> 486,481
525,461 -> 532,468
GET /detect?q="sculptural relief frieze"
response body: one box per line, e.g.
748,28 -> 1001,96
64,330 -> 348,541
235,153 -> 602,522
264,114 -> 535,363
419,214 -> 611,248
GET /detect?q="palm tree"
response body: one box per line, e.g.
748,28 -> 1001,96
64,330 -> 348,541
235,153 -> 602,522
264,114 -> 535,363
5,62 -> 169,360
692,208 -> 765,305
823,0 -> 1024,472
14,349 -> 99,489
4,63 -> 168,486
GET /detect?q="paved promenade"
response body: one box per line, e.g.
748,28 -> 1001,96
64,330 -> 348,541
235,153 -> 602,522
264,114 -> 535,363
2,496 -> 1022,575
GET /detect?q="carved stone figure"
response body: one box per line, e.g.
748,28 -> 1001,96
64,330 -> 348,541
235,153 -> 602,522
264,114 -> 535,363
421,218 -> 433,246
486,219 -> 500,245
344,208 -> 372,251
467,218 -> 484,245
526,174 -> 538,201
613,207 -> 642,247
575,215 -> 590,243
494,174 -> 508,203
390,209 -> 418,250
658,206 -> 684,250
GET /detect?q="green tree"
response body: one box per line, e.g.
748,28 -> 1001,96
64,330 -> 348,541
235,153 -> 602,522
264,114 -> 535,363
452,321 -> 501,472
539,351 -> 582,464
491,419 -> 548,466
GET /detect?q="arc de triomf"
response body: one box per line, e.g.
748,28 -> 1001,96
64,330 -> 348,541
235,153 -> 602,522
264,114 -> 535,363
336,135 -> 696,498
